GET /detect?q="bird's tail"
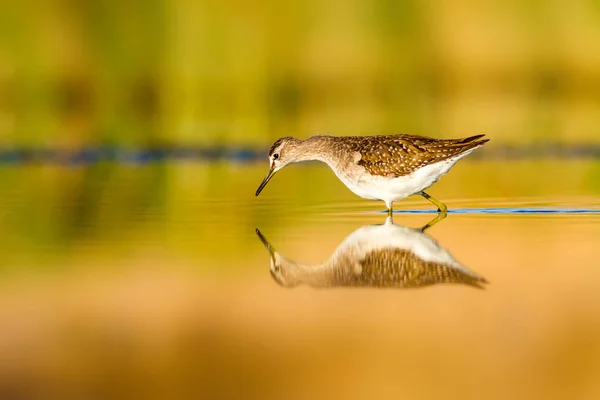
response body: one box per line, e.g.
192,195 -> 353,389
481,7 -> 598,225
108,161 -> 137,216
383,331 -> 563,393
458,134 -> 489,145
450,134 -> 489,155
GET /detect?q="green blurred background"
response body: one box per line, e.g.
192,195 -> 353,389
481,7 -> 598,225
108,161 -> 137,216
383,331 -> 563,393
1,2 -> 600,399
2,0 -> 600,148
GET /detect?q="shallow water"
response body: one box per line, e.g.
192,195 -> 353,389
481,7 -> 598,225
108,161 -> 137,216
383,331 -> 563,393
0,160 -> 599,398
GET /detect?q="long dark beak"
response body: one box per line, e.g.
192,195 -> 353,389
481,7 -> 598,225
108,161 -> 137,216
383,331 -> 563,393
255,168 -> 276,196
255,229 -> 275,258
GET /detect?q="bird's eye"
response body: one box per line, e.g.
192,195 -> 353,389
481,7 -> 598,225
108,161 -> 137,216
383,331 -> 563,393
273,153 -> 279,160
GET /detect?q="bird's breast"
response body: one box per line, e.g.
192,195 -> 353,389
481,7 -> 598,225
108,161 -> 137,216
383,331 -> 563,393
329,164 -> 380,200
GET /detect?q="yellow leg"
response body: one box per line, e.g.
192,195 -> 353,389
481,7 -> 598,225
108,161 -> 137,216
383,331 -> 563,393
420,191 -> 448,213
420,212 -> 447,232
386,201 -> 393,217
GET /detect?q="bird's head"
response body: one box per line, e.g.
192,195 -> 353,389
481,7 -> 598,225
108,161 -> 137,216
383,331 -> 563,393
255,136 -> 302,196
255,229 -> 300,287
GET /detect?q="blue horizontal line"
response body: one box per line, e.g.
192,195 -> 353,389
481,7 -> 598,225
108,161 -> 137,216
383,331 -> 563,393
390,208 -> 600,214
0,147 -> 265,165
0,143 -> 598,165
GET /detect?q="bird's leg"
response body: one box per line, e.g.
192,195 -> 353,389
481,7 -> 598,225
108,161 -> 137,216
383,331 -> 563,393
420,212 -> 447,232
386,201 -> 393,218
420,191 -> 448,213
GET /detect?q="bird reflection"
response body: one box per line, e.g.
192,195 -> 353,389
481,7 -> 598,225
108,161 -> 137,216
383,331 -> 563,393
256,215 -> 488,289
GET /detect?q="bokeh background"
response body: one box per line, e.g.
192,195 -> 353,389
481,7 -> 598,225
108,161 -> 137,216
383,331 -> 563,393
1,1 -> 600,399
3,0 -> 600,147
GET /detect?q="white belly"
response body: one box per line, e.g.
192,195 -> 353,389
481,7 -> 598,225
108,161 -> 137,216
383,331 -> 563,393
338,223 -> 464,268
334,152 -> 472,203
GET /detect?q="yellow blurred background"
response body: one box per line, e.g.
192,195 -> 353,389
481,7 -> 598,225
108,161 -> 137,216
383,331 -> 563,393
1,0 -> 600,147
1,1 -> 600,399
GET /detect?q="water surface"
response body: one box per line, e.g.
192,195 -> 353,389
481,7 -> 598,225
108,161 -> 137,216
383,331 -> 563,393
0,160 -> 599,399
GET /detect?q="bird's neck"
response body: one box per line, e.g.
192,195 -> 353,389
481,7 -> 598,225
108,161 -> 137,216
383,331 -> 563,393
294,136 -> 338,165
286,261 -> 336,287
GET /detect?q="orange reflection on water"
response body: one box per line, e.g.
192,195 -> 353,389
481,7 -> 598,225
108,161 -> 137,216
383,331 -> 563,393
0,214 -> 599,399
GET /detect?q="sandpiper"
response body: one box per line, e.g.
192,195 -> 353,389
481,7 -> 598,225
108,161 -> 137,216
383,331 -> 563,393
255,134 -> 489,214
256,216 -> 488,289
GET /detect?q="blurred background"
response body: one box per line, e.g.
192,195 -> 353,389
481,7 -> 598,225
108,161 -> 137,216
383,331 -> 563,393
2,0 -> 600,147
1,0 -> 600,399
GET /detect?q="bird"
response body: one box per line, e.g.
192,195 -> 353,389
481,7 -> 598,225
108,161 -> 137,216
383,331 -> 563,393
255,134 -> 489,214
256,216 -> 488,289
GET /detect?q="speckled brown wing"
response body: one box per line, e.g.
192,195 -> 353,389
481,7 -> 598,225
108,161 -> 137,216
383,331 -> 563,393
343,134 -> 488,177
342,248 -> 487,289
